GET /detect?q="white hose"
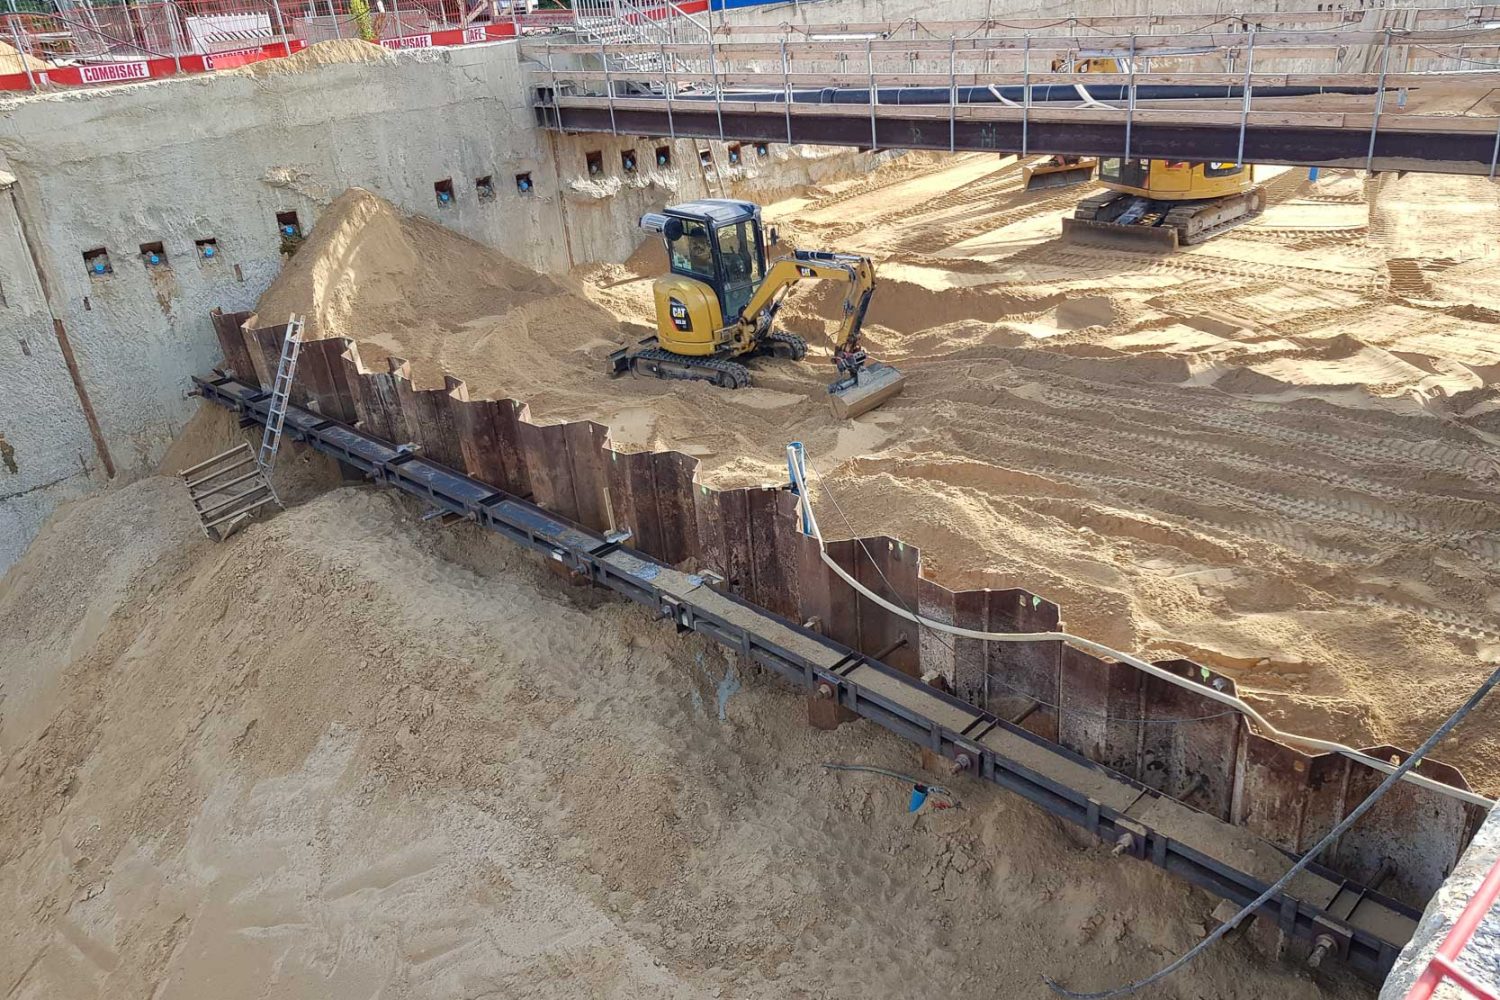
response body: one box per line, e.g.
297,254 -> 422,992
786,446 -> 1492,808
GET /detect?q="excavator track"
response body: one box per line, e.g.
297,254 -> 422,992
1166,186 -> 1267,245
1064,187 -> 1266,251
627,347 -> 751,389
761,330 -> 808,360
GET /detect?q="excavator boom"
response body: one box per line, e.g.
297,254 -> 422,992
742,250 -> 904,418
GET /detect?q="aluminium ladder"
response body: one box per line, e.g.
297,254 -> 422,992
181,315 -> 303,541
257,314 -> 304,474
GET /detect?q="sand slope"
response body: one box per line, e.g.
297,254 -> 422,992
0,418 -> 1366,998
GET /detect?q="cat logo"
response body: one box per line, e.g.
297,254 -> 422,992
797,265 -> 815,277
669,298 -> 691,331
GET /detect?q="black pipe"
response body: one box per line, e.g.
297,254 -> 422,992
671,83 -> 1376,105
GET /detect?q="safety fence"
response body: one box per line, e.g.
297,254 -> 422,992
0,0 -> 710,92
210,306 -> 1491,929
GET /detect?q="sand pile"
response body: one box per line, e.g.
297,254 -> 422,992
253,188 -> 620,399
0,438 -> 1366,998
252,188 -> 903,471
233,37 -> 393,77
0,39 -> 48,74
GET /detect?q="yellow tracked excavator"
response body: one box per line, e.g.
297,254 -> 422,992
610,199 -> 905,418
1043,54 -> 1266,250
1061,158 -> 1267,250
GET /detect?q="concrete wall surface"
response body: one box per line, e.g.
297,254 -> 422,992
1380,804 -> 1500,1000
0,175 -> 102,570
0,39 -> 885,569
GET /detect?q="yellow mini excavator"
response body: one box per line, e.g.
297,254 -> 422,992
610,199 -> 905,418
1061,158 -> 1267,251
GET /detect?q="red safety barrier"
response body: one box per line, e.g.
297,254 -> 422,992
0,0 -> 706,93
1404,854 -> 1500,1000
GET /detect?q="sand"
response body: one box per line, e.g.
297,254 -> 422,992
245,175 -> 1500,794
7,159 -> 1499,995
0,39 -> 49,74
232,38 -> 393,77
0,409 -> 1367,998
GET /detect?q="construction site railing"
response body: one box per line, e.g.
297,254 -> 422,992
0,0 -> 712,91
524,19 -> 1500,177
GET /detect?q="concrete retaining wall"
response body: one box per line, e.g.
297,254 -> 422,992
0,40 -> 886,570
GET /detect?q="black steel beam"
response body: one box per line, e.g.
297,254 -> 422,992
193,372 -> 1423,983
538,102 -> 1500,176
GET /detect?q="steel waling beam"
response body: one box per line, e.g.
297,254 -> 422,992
192,372 -> 1422,982
536,103 -> 1500,176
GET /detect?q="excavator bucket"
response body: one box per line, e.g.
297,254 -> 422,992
828,362 -> 906,419
1060,217 -> 1181,252
1023,157 -> 1097,191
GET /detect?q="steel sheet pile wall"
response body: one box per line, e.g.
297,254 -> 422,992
212,309 -> 1488,908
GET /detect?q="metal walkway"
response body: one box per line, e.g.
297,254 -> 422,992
195,371 -> 1426,982
527,11 -> 1500,176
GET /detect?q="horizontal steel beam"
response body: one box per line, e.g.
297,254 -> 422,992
537,101 -> 1500,176
192,372 -> 1424,983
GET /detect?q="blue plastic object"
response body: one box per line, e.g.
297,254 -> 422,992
93,261 -> 106,274
202,245 -> 215,258
148,253 -> 161,265
657,152 -> 668,165
438,190 -> 451,203
282,224 -> 297,236
907,785 -> 928,813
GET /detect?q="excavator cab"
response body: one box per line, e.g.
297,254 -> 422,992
655,200 -> 768,352
611,198 -> 905,417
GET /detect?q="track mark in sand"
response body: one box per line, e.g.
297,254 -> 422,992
999,374 -> 1499,477
53,914 -> 120,973
1009,246 -> 1379,293
817,160 -> 1026,243
322,845 -> 444,901
887,187 -> 1089,256
1343,593 -> 1500,645
1262,299 -> 1386,336
907,385 -> 1500,568
808,156 -> 1000,214
4,946 -> 49,1000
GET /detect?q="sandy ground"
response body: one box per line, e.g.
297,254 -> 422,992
0,411 -> 1367,999
254,166 -> 1500,793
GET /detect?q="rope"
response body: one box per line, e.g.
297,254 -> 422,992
786,446 -> 1492,809
1045,659 -> 1500,998
813,466 -> 1242,729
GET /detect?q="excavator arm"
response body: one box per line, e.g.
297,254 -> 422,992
739,248 -> 902,418
740,250 -> 877,367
